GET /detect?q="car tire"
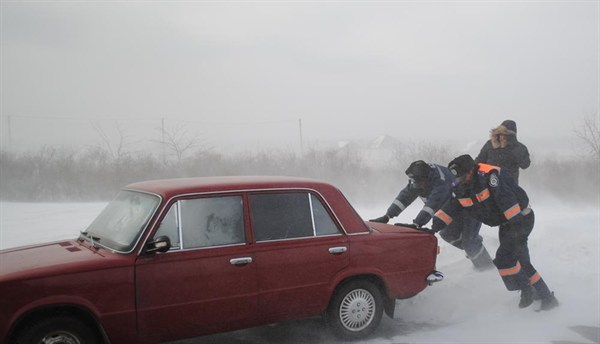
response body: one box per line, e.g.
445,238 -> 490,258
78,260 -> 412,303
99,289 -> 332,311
16,316 -> 100,344
326,279 -> 384,340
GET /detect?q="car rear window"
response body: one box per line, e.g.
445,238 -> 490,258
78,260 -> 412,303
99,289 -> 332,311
250,192 -> 340,241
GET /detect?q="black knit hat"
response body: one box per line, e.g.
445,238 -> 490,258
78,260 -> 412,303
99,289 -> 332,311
405,160 -> 430,180
501,120 -> 517,134
448,154 -> 475,178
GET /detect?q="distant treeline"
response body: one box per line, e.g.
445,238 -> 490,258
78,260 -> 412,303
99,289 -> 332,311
0,145 -> 598,206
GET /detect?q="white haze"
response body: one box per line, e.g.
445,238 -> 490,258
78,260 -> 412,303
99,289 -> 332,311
0,200 -> 598,343
1,2 -> 599,342
1,2 -> 598,153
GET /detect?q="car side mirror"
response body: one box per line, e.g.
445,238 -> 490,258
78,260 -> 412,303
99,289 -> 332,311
146,235 -> 171,254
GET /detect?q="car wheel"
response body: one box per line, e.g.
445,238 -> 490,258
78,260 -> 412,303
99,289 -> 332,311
16,316 -> 100,344
326,280 -> 384,340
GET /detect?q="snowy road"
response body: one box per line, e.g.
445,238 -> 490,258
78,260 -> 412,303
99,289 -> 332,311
1,201 -> 598,343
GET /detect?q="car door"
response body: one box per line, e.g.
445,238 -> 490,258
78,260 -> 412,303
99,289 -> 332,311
249,191 -> 349,321
134,194 -> 258,342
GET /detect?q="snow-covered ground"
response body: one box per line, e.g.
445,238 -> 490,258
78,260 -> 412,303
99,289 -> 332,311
1,200 -> 598,344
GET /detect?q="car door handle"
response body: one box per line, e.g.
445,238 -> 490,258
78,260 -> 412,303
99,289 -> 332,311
329,246 -> 347,255
230,257 -> 253,266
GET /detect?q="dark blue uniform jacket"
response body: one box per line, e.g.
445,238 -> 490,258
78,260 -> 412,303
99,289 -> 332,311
433,163 -> 530,231
386,163 -> 456,226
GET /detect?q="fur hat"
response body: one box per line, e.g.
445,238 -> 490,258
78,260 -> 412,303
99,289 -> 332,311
490,120 -> 517,148
501,120 -> 517,133
448,154 -> 474,178
491,120 -> 517,137
405,160 -> 430,180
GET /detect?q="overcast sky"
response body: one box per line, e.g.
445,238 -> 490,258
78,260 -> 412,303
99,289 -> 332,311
1,1 -> 598,152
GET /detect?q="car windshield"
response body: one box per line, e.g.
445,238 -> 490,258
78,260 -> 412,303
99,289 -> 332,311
83,190 -> 160,252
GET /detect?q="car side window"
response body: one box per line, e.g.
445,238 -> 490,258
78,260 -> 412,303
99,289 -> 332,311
250,192 -> 340,242
311,194 -> 339,236
155,195 -> 244,250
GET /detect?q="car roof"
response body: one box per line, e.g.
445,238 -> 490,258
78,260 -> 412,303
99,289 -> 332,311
125,176 -> 370,235
125,176 -> 332,199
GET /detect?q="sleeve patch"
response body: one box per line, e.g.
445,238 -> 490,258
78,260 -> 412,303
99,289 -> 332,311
489,173 -> 499,188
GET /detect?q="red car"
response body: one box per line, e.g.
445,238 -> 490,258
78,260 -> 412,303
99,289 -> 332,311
0,176 -> 440,344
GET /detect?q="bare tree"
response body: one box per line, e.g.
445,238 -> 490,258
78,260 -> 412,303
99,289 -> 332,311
155,123 -> 201,166
574,113 -> 600,160
91,122 -> 132,162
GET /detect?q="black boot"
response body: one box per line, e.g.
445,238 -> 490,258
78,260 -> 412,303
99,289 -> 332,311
532,288 -> 541,300
519,285 -> 534,308
470,247 -> 495,271
538,292 -> 559,311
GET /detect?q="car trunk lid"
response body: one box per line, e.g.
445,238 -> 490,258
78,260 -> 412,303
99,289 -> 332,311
367,222 -> 429,235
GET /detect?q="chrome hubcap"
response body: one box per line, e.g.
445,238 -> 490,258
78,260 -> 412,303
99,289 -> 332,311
41,331 -> 81,344
339,288 -> 375,331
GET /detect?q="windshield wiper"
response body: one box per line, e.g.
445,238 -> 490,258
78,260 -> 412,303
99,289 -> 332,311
79,230 -> 101,248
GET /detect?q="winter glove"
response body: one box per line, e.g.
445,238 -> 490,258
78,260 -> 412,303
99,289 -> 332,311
412,210 -> 431,228
370,215 -> 389,223
416,227 -> 437,235
431,218 -> 445,233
